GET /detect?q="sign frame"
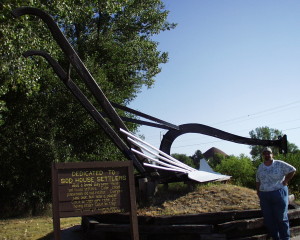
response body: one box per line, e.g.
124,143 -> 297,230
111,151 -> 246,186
51,161 -> 139,240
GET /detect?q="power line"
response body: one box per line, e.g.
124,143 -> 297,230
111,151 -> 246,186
136,100 -> 300,151
172,140 -> 222,149
212,100 -> 300,127
283,126 -> 300,131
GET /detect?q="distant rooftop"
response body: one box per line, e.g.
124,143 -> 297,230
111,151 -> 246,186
203,147 -> 228,159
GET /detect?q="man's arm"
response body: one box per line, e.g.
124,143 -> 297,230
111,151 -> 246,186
256,181 -> 260,196
283,171 -> 296,186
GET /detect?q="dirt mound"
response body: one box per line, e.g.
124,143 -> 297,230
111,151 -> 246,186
138,184 -> 260,216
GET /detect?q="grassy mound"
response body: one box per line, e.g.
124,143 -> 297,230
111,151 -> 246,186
138,183 -> 260,216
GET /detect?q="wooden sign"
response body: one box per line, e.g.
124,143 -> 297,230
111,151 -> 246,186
52,161 -> 139,240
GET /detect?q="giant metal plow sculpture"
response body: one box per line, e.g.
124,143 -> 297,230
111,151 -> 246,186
12,7 -> 287,186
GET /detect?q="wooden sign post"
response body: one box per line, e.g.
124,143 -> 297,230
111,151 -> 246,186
51,161 -> 139,240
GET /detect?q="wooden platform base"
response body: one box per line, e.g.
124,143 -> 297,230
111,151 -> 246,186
82,208 -> 300,240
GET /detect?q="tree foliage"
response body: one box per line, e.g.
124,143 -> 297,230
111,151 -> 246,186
215,154 -> 256,188
190,149 -> 204,169
172,153 -> 196,169
277,152 -> 300,198
0,0 -> 175,216
249,126 -> 298,160
207,153 -> 226,168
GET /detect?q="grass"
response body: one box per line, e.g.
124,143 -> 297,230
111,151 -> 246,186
0,216 -> 80,240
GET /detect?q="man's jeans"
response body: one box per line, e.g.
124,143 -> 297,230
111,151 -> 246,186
259,186 -> 290,240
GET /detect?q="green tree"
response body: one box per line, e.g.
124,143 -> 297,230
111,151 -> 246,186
207,153 -> 226,168
0,0 -> 175,216
249,126 -> 299,160
172,153 -> 196,169
190,149 -> 204,169
277,152 -> 300,198
215,154 -> 256,188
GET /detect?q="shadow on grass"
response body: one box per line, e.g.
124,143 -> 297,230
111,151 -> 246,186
146,183 -> 192,208
37,225 -> 84,240
37,232 -> 53,240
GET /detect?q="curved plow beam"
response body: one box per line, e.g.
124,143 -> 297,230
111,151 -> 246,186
160,123 -> 288,155
120,128 -> 231,183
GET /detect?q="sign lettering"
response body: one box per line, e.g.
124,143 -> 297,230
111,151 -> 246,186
51,161 -> 139,240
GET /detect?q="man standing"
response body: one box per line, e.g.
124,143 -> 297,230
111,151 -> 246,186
256,147 -> 296,240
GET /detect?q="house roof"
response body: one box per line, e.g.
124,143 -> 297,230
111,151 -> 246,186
203,147 -> 228,159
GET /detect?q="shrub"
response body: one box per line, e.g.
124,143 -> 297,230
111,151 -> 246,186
215,154 -> 256,188
277,152 -> 300,198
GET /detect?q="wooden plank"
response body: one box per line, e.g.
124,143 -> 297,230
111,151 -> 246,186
231,233 -> 268,240
126,160 -> 139,240
291,225 -> 300,238
85,222 -> 213,234
87,209 -> 263,225
218,208 -> 300,232
217,217 -> 264,233
232,225 -> 300,240
140,224 -> 213,234
199,234 -> 227,240
143,209 -> 263,225
87,208 -> 300,226
52,163 -> 61,240
288,208 -> 300,220
217,211 -> 300,239
104,208 -> 300,224
82,208 -> 300,239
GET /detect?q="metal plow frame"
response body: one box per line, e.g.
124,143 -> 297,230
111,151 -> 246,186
13,7 -> 287,184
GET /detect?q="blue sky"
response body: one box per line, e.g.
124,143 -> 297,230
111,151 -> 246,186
129,0 -> 300,157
